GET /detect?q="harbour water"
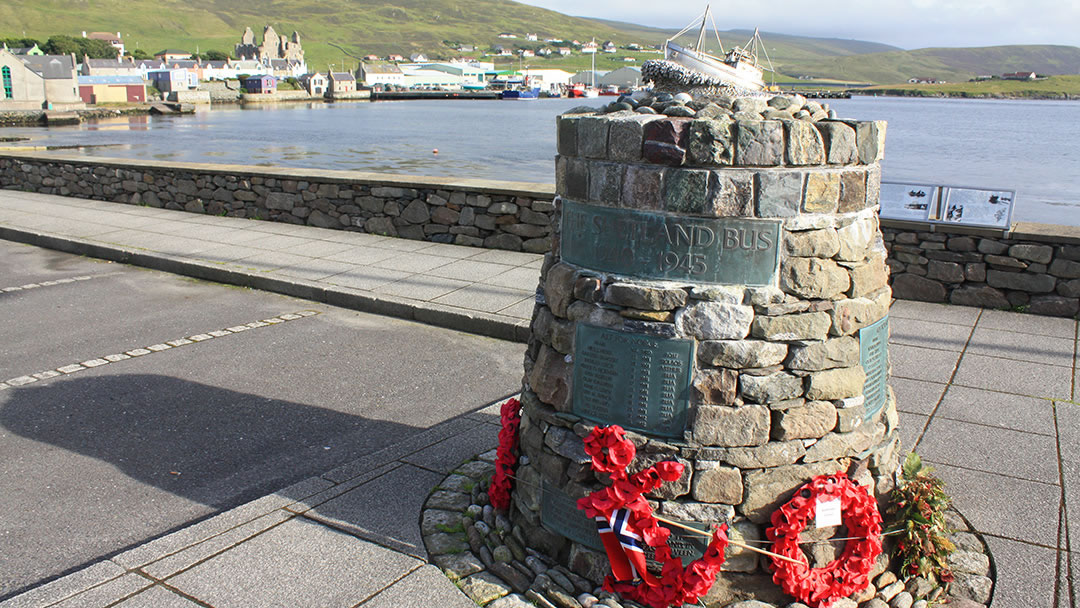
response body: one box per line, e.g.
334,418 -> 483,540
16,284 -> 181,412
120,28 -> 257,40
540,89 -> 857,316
4,96 -> 1079,225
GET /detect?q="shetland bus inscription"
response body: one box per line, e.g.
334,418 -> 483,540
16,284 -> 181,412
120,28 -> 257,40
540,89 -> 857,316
573,324 -> 693,439
540,479 -> 602,551
560,200 -> 781,285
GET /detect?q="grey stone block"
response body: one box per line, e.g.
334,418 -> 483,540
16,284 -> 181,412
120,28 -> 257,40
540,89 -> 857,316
756,170 -> 803,218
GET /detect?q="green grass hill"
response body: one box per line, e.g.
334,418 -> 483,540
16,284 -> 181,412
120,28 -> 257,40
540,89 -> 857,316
1,0 -> 1078,86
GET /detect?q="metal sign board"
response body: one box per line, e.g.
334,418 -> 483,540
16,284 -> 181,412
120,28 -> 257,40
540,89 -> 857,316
540,480 -> 603,551
573,324 -> 694,439
879,182 -> 938,222
560,200 -> 781,286
644,519 -> 711,568
940,186 -> 1015,229
860,315 -> 889,422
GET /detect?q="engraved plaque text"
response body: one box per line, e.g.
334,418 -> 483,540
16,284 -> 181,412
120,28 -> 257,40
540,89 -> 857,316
860,315 -> 889,422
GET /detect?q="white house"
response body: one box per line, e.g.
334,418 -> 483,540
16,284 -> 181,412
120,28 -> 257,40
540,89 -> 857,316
359,63 -> 405,87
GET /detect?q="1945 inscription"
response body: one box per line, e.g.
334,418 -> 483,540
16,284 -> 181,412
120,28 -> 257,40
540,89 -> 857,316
560,200 -> 781,285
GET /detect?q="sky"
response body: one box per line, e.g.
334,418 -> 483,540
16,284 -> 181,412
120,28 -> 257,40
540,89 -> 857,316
512,0 -> 1080,49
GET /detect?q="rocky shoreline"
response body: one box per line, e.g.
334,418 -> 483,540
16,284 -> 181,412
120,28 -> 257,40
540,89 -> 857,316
0,106 -> 155,128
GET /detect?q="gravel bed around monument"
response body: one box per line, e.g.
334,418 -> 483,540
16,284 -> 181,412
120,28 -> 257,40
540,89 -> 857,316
420,450 -> 995,608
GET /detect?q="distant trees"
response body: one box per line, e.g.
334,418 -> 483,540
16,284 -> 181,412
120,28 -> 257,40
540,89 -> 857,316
205,50 -> 230,61
131,49 -> 151,60
42,35 -> 117,58
0,37 -> 42,49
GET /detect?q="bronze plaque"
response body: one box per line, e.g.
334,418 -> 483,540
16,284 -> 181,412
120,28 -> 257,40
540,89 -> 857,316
573,324 -> 693,439
860,315 -> 889,421
540,480 -> 602,551
644,519 -> 712,568
560,200 -> 781,285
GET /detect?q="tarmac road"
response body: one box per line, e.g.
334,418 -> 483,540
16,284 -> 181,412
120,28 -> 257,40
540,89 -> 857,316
0,240 -> 524,600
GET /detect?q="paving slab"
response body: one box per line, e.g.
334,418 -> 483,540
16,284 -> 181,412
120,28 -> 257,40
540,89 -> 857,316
919,417 -> 1060,483
982,536 -> 1059,608
953,353 -> 1073,401
166,518 -> 422,608
966,326 -> 1076,367
891,377 -> 947,415
111,585 -> 203,608
401,422 -> 501,474
889,299 -> 981,326
977,309 -> 1077,338
931,463 -> 1060,547
935,385 -> 1056,435
304,464 -> 445,558
890,317 -> 973,351
359,565 -> 479,608
889,343 -> 963,384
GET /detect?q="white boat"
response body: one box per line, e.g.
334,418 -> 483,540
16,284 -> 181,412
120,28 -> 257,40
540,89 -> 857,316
651,4 -> 769,93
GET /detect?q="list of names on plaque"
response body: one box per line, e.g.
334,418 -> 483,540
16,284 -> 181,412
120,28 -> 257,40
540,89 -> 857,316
572,324 -> 694,439
860,315 -> 889,422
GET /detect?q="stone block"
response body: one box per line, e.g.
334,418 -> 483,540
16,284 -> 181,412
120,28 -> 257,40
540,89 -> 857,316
527,345 -> 572,411
687,117 -> 735,166
817,121 -> 857,164
839,170 -> 868,212
400,199 -> 431,224
606,283 -> 687,310
663,168 -> 711,214
836,215 -> 877,261
891,273 -> 946,302
803,428 -> 877,463
587,162 -> 623,204
926,260 -> 964,283
577,116 -> 609,159
544,262 -> 578,317
772,400 -> 837,440
849,256 -> 890,298
643,141 -> 686,165
785,120 -> 825,166
856,121 -> 887,164
621,164 -> 664,210
608,115 -> 660,163
265,191 -> 298,210
866,164 -> 881,206
751,311 -> 831,341
785,228 -> 840,258
691,463 -> 743,504
803,172 -> 841,213
1028,294 -> 1080,317
693,404 -> 771,447
735,120 -> 784,166
693,368 -> 738,406
986,269 -> 1056,293
756,170 -> 804,217
786,336 -> 860,371
702,441 -> 806,468
564,157 -> 588,200
704,170 -> 755,217
964,262 -> 987,282
698,340 -> 788,369
645,117 -> 692,146
947,236 -> 977,252
1008,243 -> 1053,264
805,366 -> 865,401
1050,258 -> 1080,279
676,301 -> 755,339
365,216 -> 397,236
739,372 -> 804,404
781,257 -> 850,299
741,461 -> 848,523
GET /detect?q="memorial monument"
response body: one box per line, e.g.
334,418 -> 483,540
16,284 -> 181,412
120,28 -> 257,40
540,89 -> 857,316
510,92 -> 898,605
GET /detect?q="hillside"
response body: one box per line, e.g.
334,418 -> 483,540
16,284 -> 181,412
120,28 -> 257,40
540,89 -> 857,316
0,0 -> 1077,86
787,45 -> 1080,84
858,75 -> 1080,99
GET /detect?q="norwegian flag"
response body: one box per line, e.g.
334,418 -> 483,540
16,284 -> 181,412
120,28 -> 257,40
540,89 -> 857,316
595,509 -> 658,584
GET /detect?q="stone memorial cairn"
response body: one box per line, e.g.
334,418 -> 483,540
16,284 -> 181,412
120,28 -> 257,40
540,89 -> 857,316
513,95 -> 900,605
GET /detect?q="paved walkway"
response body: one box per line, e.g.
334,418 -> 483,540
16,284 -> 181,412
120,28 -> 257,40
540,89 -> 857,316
0,191 -> 542,343
1,190 -> 1075,607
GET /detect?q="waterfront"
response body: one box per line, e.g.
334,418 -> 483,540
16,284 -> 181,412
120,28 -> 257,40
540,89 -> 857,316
3,96 -> 1079,225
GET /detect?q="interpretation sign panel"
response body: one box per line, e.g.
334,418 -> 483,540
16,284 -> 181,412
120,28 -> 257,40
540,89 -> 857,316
540,480 -> 602,551
940,187 -> 1014,229
573,324 -> 694,439
560,200 -> 781,286
860,315 -> 889,422
879,182 -> 938,222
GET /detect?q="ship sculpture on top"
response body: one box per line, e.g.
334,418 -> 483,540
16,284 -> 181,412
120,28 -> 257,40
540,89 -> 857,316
642,4 -> 772,96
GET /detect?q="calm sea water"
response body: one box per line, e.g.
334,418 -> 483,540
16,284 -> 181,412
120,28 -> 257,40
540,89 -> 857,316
6,96 -> 1080,225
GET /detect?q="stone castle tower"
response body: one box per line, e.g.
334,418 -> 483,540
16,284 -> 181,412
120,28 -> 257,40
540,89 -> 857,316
234,26 -> 304,63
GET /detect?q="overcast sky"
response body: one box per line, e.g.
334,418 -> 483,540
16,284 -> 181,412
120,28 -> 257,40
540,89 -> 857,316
513,0 -> 1080,49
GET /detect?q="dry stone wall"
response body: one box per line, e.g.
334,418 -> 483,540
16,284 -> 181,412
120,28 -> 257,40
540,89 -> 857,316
0,153 -> 555,253
884,223 -> 1080,317
513,101 -> 901,605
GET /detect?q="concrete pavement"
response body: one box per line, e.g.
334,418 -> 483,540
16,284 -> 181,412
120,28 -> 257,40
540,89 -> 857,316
0,190 -> 1076,607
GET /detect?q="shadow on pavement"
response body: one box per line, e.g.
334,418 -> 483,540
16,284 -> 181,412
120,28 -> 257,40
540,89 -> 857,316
0,373 -> 421,600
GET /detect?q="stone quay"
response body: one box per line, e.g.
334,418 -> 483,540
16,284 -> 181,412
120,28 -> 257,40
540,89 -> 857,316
511,97 -> 899,605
